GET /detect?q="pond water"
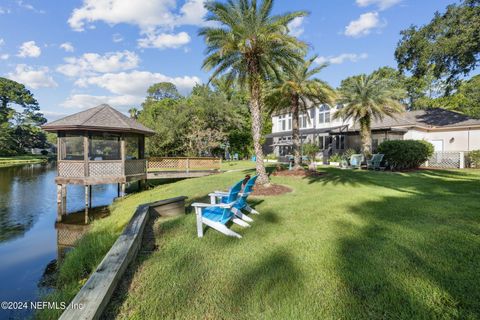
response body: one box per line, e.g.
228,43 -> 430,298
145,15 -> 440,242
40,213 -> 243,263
0,162 -> 119,319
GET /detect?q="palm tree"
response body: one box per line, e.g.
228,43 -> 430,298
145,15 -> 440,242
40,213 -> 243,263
128,107 -> 139,119
267,56 -> 336,169
200,0 -> 307,185
333,73 -> 406,157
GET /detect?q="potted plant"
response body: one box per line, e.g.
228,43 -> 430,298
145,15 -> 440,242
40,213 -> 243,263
329,153 -> 342,167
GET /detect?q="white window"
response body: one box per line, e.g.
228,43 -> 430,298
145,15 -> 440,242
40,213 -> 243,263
278,115 -> 286,131
299,113 -> 308,128
319,105 -> 331,124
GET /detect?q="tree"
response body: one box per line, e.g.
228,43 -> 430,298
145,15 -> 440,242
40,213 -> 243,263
415,74 -> 480,118
200,0 -> 307,185
128,107 -> 140,119
266,55 -> 335,169
147,82 -> 182,100
333,73 -> 406,157
0,77 -> 47,155
395,0 -> 480,93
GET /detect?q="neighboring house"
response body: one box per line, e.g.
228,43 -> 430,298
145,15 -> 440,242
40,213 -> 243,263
264,105 -> 480,157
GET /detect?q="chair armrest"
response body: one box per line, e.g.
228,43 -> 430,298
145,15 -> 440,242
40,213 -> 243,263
191,201 -> 235,209
208,192 -> 229,198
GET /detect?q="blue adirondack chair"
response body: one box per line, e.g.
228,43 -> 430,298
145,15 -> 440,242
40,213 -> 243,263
192,181 -> 248,238
367,154 -> 384,170
349,154 -> 364,169
209,175 -> 260,223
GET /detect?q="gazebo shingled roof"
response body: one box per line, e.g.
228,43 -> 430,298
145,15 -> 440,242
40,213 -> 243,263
42,104 -> 155,135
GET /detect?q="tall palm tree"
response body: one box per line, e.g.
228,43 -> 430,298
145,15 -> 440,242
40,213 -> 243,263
267,56 -> 336,170
333,73 -> 406,157
200,0 -> 307,185
128,107 -> 139,119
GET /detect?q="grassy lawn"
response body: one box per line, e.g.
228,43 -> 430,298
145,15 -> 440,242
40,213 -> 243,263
41,166 -> 480,319
0,155 -> 48,167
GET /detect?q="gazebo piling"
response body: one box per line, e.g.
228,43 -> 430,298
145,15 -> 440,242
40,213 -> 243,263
42,104 -> 155,224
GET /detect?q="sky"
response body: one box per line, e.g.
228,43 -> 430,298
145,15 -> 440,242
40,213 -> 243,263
0,0 -> 460,121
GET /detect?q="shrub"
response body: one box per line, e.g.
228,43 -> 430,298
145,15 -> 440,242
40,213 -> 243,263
329,153 -> 342,163
342,148 -> 358,161
467,150 -> 480,168
378,140 -> 434,170
302,143 -> 319,162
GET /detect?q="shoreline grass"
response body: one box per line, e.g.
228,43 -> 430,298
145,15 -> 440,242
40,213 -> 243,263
39,165 -> 480,319
0,155 -> 48,167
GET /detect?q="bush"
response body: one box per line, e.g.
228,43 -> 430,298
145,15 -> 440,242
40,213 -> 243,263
329,153 -> 342,163
342,148 -> 358,161
378,140 -> 434,170
302,143 -> 319,162
467,150 -> 480,168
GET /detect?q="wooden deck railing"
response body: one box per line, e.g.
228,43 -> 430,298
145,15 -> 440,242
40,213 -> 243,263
147,157 -> 221,172
58,159 -> 146,178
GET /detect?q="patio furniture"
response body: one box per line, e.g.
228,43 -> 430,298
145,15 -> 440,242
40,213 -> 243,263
192,181 -> 248,238
209,175 -> 259,223
349,154 -> 364,169
367,154 -> 384,170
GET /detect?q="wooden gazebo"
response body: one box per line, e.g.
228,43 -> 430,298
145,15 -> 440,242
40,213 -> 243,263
42,104 -> 155,223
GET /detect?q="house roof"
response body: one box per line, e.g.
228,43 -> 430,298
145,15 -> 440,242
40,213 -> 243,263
42,104 -> 155,135
349,108 -> 480,131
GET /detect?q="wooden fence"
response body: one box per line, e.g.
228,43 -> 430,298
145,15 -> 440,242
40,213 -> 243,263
147,157 -> 221,172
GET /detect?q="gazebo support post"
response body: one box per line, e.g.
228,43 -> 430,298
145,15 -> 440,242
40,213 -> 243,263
56,184 -> 63,222
85,185 -> 89,224
121,183 -> 126,197
61,184 -> 67,217
89,185 -> 92,209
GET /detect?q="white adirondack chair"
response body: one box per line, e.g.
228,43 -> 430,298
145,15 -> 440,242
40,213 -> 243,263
192,181 -> 249,238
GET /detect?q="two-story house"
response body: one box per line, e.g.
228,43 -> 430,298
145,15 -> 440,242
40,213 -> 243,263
264,105 -> 480,158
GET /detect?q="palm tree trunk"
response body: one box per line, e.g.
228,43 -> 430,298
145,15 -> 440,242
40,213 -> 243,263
291,94 -> 302,170
359,117 -> 372,158
249,78 -> 269,185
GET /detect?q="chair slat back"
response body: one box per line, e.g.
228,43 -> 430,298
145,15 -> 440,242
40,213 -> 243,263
221,181 -> 243,221
350,154 -> 363,166
243,175 -> 258,194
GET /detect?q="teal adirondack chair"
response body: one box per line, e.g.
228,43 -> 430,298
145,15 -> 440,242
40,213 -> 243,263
349,154 -> 364,169
209,175 -> 259,223
192,181 -> 248,238
367,154 -> 384,170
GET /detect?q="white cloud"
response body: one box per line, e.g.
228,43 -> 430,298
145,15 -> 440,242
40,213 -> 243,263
315,53 -> 368,65
344,12 -> 383,37
57,50 -> 140,77
61,94 -> 143,109
112,33 -> 123,43
7,64 -> 58,89
138,31 -> 191,49
0,54 -> 9,60
288,17 -> 305,38
60,42 -> 74,52
17,41 -> 41,57
75,70 -> 201,95
356,0 -> 402,10
0,38 -> 4,46
68,0 -> 208,32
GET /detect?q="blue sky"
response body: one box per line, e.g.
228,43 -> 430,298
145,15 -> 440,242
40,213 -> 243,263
0,0 -> 458,121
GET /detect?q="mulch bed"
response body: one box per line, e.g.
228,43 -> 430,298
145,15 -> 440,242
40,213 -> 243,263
272,168 -> 325,178
251,184 -> 292,196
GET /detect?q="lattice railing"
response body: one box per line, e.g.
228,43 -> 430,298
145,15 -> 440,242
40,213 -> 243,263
425,152 -> 466,169
89,161 -> 122,177
125,159 -> 146,175
147,157 -> 221,172
58,161 -> 84,177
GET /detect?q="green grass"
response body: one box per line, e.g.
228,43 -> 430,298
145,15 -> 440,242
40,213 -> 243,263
39,166 -> 480,319
0,155 -> 47,167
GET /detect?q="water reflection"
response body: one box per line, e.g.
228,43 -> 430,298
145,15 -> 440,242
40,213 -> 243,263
0,162 -> 119,318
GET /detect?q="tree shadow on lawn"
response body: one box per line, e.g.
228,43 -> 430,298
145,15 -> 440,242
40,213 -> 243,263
334,189 -> 480,319
226,248 -> 303,317
304,167 -> 480,195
